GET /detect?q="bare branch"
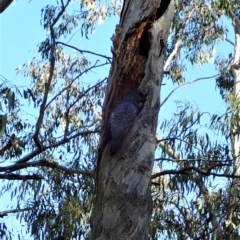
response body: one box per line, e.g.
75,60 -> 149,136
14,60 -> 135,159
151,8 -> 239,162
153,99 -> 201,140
0,173 -> 42,180
60,0 -> 64,8
34,27 -> 56,150
160,74 -> 220,108
0,208 -> 31,218
33,0 -> 72,150
226,38 -> 235,46
164,9 -> 194,70
0,159 -> 94,179
56,41 -> 112,63
164,38 -> 181,71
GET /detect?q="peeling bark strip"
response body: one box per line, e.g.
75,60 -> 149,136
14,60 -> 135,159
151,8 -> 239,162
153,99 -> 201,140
90,1 -> 174,239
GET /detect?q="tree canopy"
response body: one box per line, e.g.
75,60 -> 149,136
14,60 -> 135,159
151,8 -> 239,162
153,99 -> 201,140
1,0 -> 240,239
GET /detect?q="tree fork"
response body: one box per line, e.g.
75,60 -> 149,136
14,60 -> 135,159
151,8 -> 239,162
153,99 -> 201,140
90,1 -> 174,239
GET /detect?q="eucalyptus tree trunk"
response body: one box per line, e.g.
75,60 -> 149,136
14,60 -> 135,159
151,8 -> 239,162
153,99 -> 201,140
89,0 -> 174,239
232,29 -> 240,170
232,23 -> 240,176
227,16 -> 240,239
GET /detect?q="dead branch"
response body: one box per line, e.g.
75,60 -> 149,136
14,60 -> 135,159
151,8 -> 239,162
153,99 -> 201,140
56,41 -> 112,63
1,159 -> 94,179
160,74 -> 220,108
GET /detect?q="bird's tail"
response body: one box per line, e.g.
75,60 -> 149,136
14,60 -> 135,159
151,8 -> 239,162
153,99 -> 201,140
110,138 -> 122,156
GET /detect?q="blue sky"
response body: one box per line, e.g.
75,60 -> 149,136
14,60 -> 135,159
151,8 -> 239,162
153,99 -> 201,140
0,0 -> 234,239
0,1 -> 230,119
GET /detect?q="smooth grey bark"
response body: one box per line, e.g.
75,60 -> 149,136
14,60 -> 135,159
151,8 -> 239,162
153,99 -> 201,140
90,0 -> 174,239
232,18 -> 240,176
227,12 -> 240,240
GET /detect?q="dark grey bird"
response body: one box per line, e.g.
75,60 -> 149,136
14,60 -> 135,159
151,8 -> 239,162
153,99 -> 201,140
109,91 -> 144,156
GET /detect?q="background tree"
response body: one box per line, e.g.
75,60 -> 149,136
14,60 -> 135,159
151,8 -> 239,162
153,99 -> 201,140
150,0 -> 240,239
1,0 -> 240,239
